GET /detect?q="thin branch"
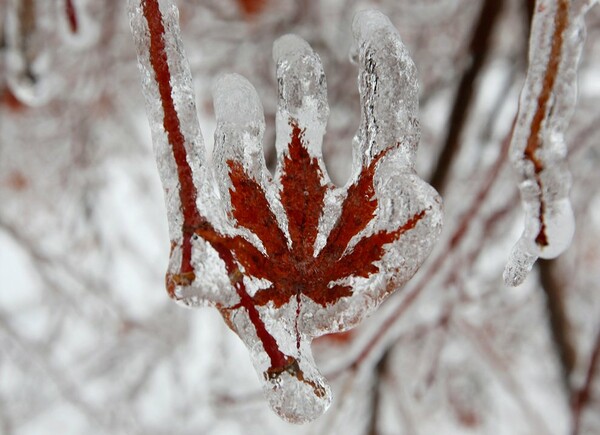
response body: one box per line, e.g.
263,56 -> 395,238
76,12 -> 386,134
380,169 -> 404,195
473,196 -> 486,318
429,0 -> 504,193
571,329 -> 600,435
367,349 -> 390,435
538,259 -> 577,389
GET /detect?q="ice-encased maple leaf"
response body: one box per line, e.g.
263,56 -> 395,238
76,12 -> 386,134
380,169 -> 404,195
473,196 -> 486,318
129,0 -> 442,423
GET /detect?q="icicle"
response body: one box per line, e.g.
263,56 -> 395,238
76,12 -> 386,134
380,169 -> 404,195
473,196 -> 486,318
504,0 -> 597,286
129,0 -> 442,423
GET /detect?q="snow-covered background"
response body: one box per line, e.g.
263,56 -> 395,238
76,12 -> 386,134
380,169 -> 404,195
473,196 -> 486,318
1,0 -> 599,434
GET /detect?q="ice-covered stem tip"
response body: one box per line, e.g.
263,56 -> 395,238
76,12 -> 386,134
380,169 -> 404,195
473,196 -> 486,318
128,0 -> 442,423
504,0 -> 597,287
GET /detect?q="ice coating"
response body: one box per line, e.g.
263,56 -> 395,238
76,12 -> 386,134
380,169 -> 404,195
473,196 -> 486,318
503,0 -> 597,287
273,33 -> 329,161
213,73 -> 267,202
352,10 -> 420,171
129,1 -> 442,423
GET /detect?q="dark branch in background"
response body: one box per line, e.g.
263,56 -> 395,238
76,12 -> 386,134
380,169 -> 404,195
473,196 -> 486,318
539,259 -> 576,388
571,330 -> 600,435
429,0 -> 503,193
526,0 -> 536,30
367,349 -> 390,435
65,0 -> 78,34
18,0 -> 38,84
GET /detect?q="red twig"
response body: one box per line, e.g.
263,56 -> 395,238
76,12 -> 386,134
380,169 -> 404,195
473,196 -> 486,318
522,0 -> 570,247
141,0 -> 291,374
65,0 -> 78,33
142,0 -> 204,281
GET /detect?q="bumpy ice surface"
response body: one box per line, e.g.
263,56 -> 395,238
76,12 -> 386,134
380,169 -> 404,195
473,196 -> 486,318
129,0 -> 442,423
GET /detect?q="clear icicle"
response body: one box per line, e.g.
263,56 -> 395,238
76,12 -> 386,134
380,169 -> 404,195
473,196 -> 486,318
504,0 -> 597,286
129,0 -> 442,423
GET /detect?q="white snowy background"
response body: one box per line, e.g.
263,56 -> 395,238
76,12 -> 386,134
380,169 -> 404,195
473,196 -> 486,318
1,0 -> 599,434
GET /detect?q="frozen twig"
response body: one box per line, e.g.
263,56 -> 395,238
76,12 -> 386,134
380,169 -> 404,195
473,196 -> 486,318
128,0 -> 441,422
504,0 -> 598,286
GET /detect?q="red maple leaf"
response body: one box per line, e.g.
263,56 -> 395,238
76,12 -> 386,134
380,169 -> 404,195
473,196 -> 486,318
172,119 -> 427,387
225,122 -> 426,309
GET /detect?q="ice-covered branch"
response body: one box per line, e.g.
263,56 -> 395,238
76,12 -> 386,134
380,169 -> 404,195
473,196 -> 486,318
504,0 -> 598,286
128,0 -> 441,423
